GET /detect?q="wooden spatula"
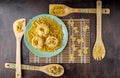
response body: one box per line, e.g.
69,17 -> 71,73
13,18 -> 26,78
93,1 -> 105,61
49,4 -> 110,17
5,63 -> 64,77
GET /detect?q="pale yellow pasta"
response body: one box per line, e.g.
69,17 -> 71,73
71,44 -> 77,51
77,38 -> 83,44
36,23 -> 49,37
16,20 -> 24,33
70,53 -> 75,61
50,5 -> 65,16
67,19 -> 74,26
93,46 -> 104,58
83,47 -> 88,55
73,27 -> 78,30
73,27 -> 79,33
31,36 -> 44,49
70,35 -> 76,42
27,17 -> 63,52
78,47 -> 88,56
78,49 -> 83,57
45,36 -> 58,48
48,65 -> 63,75
83,25 -> 89,32
74,30 -> 79,33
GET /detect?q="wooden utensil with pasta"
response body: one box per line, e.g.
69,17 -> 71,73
13,18 -> 26,78
5,63 -> 64,77
93,1 -> 105,61
49,4 -> 110,17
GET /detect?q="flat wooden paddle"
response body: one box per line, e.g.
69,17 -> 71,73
49,4 -> 110,17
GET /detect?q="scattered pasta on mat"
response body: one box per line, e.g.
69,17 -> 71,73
77,38 -> 83,44
67,19 -> 74,26
78,49 -> 83,57
71,44 -> 77,51
69,53 -> 75,61
83,25 -> 89,32
77,47 -> 88,57
70,35 -> 76,42
83,47 -> 88,55
73,27 -> 79,33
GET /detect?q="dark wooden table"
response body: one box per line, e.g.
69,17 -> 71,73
0,0 -> 120,78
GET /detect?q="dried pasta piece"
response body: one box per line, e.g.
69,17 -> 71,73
32,36 -> 44,49
83,25 -> 89,32
71,44 -> 75,48
47,65 -> 63,76
71,44 -> 77,51
75,30 -> 79,33
70,35 -> 76,42
16,20 -> 25,33
70,53 -> 75,61
78,49 -> 83,57
83,47 -> 88,55
45,36 -> 59,48
72,46 -> 77,51
77,38 -> 83,44
67,19 -> 74,26
36,23 -> 50,37
73,27 -> 79,33
50,5 -> 65,16
73,27 -> 78,30
93,46 -> 104,58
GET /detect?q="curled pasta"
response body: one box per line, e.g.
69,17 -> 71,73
45,36 -> 58,48
31,36 -> 44,49
50,5 -> 65,16
48,65 -> 63,75
27,17 -> 63,52
36,23 -> 49,37
16,20 -> 24,33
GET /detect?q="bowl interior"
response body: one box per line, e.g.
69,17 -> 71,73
24,14 -> 68,57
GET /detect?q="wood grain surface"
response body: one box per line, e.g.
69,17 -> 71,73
0,0 -> 120,78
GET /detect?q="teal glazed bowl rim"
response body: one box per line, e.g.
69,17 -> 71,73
24,14 -> 68,57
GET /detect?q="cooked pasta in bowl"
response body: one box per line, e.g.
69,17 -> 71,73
24,14 -> 68,57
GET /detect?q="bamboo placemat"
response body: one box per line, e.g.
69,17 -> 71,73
29,18 -> 90,63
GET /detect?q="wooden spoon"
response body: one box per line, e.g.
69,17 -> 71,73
49,4 -> 110,17
93,1 -> 105,61
13,18 -> 26,78
5,63 -> 64,77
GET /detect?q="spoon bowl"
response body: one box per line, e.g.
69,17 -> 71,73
93,39 -> 105,60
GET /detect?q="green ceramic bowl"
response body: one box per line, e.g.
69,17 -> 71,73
24,14 -> 68,57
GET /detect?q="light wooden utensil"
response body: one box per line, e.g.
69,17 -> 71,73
5,63 -> 64,77
13,18 -> 26,78
49,4 -> 110,17
93,1 -> 105,61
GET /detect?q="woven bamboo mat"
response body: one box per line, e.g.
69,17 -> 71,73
29,18 -> 90,63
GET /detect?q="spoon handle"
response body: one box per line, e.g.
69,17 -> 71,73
96,1 -> 102,40
72,8 -> 109,14
16,39 -> 22,78
5,63 -> 40,71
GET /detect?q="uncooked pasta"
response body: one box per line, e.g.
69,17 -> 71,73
27,17 -> 63,52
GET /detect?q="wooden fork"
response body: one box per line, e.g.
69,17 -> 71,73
93,1 -> 106,61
